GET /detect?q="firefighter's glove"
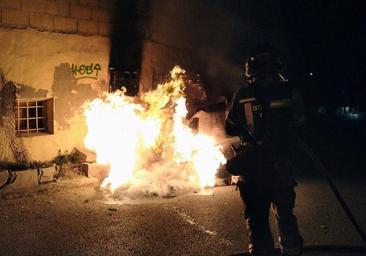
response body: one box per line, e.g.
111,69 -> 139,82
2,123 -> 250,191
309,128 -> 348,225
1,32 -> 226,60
225,145 -> 261,177
225,149 -> 247,176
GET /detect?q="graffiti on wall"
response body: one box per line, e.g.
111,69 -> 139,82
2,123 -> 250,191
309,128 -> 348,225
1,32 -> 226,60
70,63 -> 102,80
54,63 -> 98,128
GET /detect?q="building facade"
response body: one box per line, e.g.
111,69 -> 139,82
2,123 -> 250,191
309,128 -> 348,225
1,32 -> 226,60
0,0 -> 113,162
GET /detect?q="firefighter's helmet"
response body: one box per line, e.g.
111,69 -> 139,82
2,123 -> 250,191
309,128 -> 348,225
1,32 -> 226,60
245,46 -> 284,79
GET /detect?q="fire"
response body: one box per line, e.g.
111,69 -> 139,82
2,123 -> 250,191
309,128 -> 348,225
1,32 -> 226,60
83,66 -> 226,197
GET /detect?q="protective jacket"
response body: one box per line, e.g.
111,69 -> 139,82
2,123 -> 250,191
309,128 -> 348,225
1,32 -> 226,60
224,75 -> 302,177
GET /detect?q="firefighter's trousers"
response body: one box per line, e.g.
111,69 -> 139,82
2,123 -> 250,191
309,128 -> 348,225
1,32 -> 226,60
238,160 -> 303,255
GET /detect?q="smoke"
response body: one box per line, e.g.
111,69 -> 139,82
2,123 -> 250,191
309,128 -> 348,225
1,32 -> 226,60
144,0 -> 286,96
110,150 -> 200,198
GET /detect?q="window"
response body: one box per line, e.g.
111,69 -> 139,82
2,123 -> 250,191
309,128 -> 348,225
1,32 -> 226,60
15,98 -> 54,134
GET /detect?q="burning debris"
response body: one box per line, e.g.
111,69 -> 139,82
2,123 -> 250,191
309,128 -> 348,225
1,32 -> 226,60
83,66 -> 226,198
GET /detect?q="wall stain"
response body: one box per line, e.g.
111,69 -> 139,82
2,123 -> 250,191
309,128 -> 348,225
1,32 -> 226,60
17,84 -> 48,99
51,63 -> 99,129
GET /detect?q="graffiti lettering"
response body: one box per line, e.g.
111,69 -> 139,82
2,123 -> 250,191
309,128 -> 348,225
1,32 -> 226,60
71,63 -> 102,80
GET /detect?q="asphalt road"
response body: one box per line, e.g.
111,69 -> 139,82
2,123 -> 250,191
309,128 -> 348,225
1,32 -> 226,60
1,140 -> 366,256
299,115 -> 366,234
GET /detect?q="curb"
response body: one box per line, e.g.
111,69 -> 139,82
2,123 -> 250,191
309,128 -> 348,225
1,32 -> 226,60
0,165 -> 57,194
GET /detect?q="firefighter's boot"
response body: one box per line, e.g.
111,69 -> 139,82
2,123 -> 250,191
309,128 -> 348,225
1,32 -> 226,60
246,217 -> 275,256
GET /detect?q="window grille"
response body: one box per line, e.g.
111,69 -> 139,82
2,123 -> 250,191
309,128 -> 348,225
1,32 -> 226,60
15,98 -> 54,134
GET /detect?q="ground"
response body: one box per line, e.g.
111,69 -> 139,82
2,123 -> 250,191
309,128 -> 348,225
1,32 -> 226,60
1,117 -> 366,256
0,152 -> 365,256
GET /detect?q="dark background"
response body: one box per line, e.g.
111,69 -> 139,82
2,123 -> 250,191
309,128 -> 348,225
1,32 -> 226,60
109,0 -> 366,113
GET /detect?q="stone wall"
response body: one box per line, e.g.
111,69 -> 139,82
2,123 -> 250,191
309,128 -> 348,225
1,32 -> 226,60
0,0 -> 114,36
0,1 -> 112,163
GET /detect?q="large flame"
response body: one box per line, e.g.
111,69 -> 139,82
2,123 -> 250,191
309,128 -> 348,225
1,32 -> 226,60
83,66 -> 226,197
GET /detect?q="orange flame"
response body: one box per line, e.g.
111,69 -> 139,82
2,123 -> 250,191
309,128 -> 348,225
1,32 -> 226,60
83,66 -> 226,197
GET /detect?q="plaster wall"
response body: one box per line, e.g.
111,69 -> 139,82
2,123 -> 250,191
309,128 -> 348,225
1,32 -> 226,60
0,27 -> 110,162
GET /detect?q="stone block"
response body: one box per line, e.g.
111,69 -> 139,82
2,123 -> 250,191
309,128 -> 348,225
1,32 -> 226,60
0,0 -> 20,9
68,0 -> 79,3
79,0 -> 98,7
73,146 -> 96,163
29,13 -> 42,28
81,163 -> 109,181
21,0 -> 44,12
38,165 -> 56,183
2,8 -> 29,27
54,16 -> 76,33
97,21 -> 110,36
71,5 -> 91,20
98,0 -> 114,10
22,0 -> 69,16
92,8 -> 109,22
45,0 -> 70,16
78,19 -> 98,34
30,13 -> 54,31
1,169 -> 39,193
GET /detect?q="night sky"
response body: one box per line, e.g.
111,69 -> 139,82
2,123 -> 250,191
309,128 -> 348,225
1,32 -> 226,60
291,1 -> 365,108
111,0 -> 366,110
227,0 -> 366,109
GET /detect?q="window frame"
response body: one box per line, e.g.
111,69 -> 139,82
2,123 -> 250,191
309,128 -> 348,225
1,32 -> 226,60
15,98 -> 54,135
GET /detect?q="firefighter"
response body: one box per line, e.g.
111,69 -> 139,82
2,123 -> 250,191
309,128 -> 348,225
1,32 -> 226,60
225,46 -> 303,256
